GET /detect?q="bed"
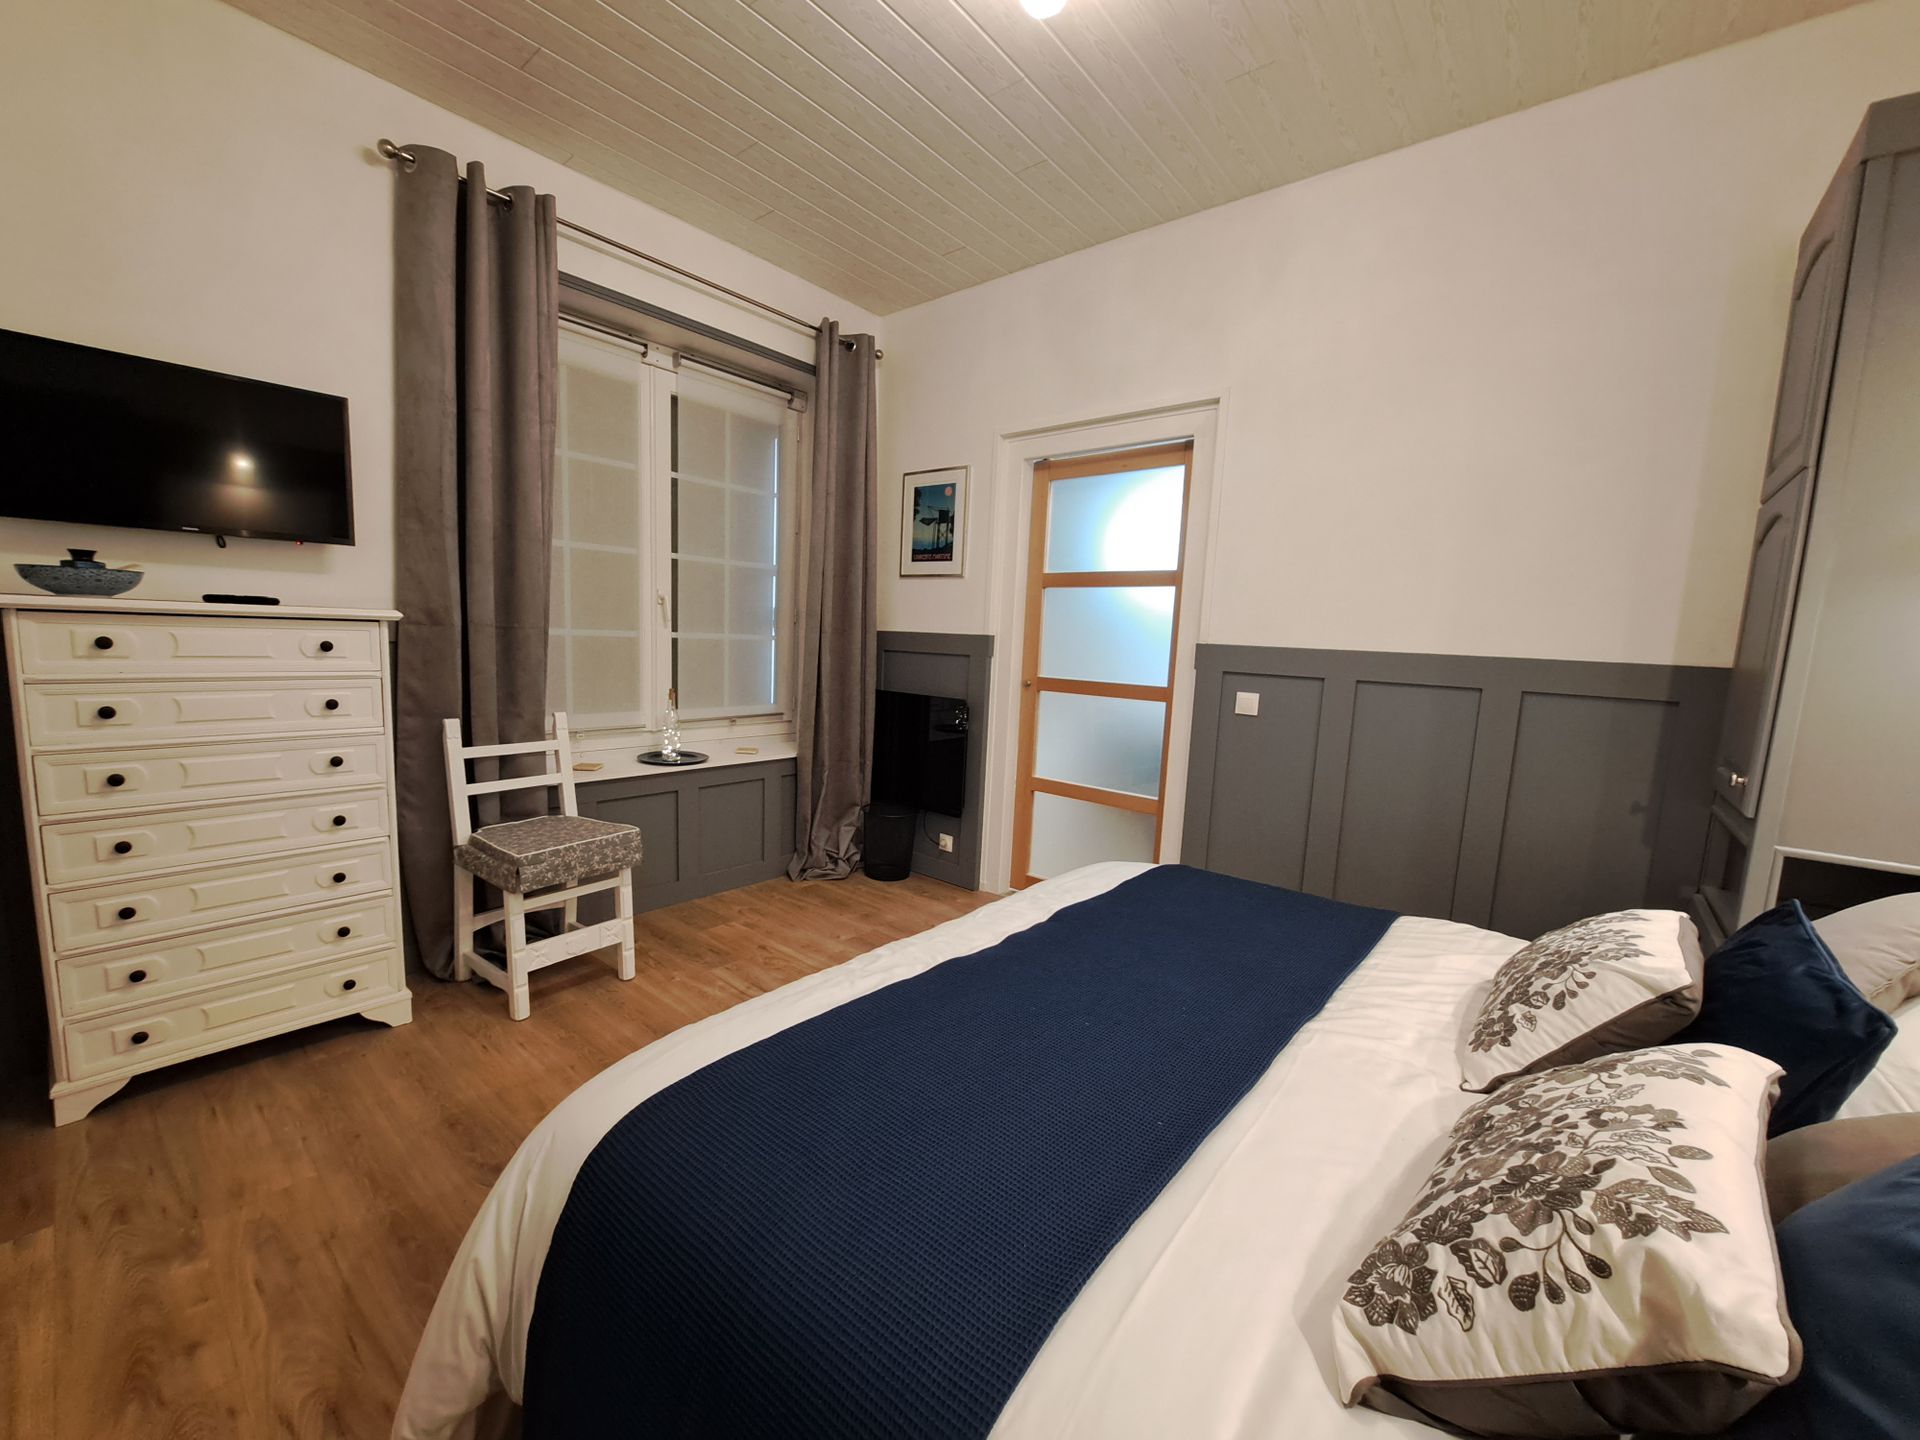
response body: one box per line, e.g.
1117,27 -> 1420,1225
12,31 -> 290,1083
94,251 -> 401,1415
395,861 -> 1534,1439
391,863 -> 1918,1439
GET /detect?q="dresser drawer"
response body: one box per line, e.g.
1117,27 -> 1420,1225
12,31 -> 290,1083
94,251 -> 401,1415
55,895 -> 397,1014
64,952 -> 399,1079
22,677 -> 383,750
12,613 -> 382,679
48,840 -> 393,953
39,787 -> 389,885
33,734 -> 386,817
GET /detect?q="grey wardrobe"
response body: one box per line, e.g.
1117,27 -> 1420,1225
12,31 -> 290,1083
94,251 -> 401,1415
1695,90 -> 1920,942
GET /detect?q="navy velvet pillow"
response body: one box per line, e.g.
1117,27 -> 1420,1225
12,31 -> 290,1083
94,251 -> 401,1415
1674,901 -> 1896,1136
1718,1154 -> 1920,1439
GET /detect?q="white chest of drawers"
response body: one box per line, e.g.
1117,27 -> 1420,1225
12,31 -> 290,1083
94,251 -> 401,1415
2,597 -> 412,1124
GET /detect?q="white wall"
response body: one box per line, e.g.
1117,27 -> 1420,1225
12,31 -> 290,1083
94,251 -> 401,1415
0,0 -> 881,610
878,0 -> 1920,670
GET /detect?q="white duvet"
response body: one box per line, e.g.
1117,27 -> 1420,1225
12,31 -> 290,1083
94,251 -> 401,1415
394,862 -> 1531,1440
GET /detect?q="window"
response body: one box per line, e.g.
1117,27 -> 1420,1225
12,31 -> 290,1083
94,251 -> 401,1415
549,324 -> 799,736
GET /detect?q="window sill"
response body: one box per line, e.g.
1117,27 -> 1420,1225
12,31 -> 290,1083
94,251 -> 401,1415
572,733 -> 797,784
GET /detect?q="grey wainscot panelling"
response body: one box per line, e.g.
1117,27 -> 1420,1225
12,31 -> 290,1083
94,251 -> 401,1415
1182,647 -> 1728,939
575,758 -> 796,916
877,631 -> 993,891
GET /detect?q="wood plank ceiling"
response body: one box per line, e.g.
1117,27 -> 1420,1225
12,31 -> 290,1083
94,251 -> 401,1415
225,0 -> 1866,314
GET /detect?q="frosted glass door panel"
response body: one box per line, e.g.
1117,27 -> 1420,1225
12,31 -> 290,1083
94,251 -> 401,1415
1045,465 -> 1184,573
1034,692 -> 1166,798
1028,793 -> 1157,880
1040,587 -> 1175,686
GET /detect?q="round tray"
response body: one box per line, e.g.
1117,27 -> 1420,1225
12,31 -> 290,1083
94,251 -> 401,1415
637,749 -> 709,767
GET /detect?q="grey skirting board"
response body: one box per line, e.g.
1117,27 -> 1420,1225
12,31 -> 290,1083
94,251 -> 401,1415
575,757 -> 797,915
1182,645 -> 1728,939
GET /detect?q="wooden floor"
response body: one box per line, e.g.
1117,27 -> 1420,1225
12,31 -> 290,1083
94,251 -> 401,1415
0,873 -> 991,1439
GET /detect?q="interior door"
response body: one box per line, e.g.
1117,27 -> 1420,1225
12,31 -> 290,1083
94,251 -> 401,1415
1011,442 -> 1193,888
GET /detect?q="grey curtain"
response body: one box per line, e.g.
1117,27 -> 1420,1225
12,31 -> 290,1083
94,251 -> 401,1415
789,322 -> 879,880
391,145 -> 558,978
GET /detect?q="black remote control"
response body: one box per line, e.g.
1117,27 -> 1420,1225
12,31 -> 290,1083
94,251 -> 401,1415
202,593 -> 281,605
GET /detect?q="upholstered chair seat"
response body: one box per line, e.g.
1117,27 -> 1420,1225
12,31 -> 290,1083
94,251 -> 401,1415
456,815 -> 643,895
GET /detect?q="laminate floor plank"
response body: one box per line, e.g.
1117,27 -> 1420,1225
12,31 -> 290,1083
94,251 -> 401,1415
0,872 -> 990,1439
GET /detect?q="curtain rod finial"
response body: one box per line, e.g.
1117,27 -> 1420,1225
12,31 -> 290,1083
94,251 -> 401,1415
376,138 -> 412,165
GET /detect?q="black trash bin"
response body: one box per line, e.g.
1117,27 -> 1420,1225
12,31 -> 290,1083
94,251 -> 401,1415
863,801 -> 915,882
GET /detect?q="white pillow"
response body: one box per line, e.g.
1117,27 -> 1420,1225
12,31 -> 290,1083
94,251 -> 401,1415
1335,1044 -> 1797,1437
1837,995 -> 1920,1120
1459,910 -> 1704,1093
1813,893 -> 1920,1013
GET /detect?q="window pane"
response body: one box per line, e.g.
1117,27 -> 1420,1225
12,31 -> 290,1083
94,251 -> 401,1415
675,559 -> 726,634
675,479 -> 726,559
1039,587 -> 1174,686
728,567 -> 775,638
571,635 -> 644,716
729,415 -> 779,491
568,458 -> 639,543
566,366 -> 640,464
568,548 -> 641,632
1033,691 -> 1166,798
728,639 -> 775,711
675,637 -> 725,712
1028,792 -> 1156,880
1045,464 -> 1183,573
729,488 -> 777,566
669,366 -> 792,720
675,394 -> 727,481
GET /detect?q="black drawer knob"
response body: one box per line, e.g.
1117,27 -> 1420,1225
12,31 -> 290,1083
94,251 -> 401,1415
96,704 -> 117,720
116,905 -> 137,921
328,755 -> 345,768
324,697 -> 340,712
336,925 -> 352,938
127,968 -> 147,984
93,635 -> 113,650
130,1030 -> 149,1045
106,773 -> 126,788
331,814 -> 347,827
112,840 -> 133,855
318,639 -> 335,653
332,871 -> 347,884
341,978 -> 358,992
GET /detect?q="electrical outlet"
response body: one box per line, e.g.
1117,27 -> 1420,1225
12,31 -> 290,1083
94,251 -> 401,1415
937,832 -> 955,853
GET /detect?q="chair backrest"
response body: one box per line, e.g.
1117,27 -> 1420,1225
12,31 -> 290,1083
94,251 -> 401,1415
442,711 -> 580,846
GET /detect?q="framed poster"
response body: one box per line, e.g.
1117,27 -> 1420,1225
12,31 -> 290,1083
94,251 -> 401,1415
898,465 -> 967,576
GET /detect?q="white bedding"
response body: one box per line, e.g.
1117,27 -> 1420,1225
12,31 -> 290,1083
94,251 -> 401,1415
394,862 -> 1529,1440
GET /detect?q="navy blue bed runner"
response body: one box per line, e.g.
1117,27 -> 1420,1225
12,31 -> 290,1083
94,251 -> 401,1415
523,865 -> 1396,1438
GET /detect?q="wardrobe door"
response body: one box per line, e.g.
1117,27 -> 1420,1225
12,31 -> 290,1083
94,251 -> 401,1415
1709,163 -> 1862,819
1713,472 -> 1810,816
1760,166 -> 1861,499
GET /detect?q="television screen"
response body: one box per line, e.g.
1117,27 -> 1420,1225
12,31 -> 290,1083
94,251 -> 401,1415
0,327 -> 354,545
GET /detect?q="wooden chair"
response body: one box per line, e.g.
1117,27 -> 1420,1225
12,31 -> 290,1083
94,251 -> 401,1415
443,712 -> 641,1019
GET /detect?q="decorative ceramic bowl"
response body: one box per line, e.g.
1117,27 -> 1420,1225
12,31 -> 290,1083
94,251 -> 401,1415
15,549 -> 144,597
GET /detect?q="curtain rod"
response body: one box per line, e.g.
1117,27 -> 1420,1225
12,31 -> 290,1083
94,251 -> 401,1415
375,139 -> 879,358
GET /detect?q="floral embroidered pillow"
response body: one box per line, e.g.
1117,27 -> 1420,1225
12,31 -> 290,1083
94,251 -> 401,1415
1461,909 -> 1704,1093
1333,1045 -> 1798,1438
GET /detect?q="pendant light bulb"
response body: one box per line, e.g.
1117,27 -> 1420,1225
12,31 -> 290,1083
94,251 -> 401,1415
1021,0 -> 1066,18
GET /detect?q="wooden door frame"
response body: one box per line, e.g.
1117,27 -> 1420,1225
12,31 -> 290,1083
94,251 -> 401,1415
1009,442 -> 1195,888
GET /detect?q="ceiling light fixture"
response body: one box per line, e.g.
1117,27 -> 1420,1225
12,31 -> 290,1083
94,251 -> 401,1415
1021,0 -> 1066,18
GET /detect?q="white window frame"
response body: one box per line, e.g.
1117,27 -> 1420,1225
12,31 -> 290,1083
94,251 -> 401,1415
551,319 -> 803,747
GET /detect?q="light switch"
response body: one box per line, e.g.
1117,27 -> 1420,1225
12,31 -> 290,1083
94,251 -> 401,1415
1234,691 -> 1260,717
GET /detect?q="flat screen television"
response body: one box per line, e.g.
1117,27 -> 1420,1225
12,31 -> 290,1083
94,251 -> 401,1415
0,327 -> 354,545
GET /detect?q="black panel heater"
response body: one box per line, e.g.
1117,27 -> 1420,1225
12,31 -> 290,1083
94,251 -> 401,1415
867,690 -> 969,881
